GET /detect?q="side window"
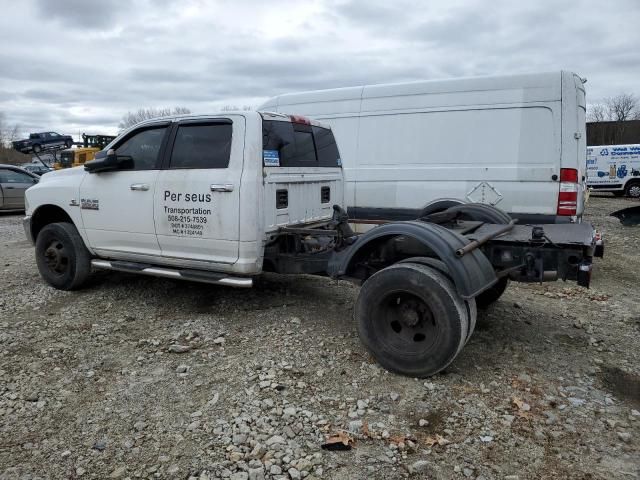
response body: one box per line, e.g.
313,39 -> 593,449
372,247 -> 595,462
312,126 -> 341,167
115,126 -> 167,170
169,123 -> 232,169
0,169 -> 35,183
49,132 -> 59,137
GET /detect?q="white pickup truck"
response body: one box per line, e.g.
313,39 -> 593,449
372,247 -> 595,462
23,111 -> 603,378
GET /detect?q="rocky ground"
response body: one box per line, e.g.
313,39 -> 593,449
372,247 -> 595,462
1,196 -> 639,480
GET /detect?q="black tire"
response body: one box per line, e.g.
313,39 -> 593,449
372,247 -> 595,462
32,144 -> 41,154
65,140 -> 73,148
419,199 -> 465,217
356,263 -> 468,378
35,222 -> 91,290
475,276 -> 509,309
397,256 -> 476,344
624,181 -> 640,198
446,203 -> 512,224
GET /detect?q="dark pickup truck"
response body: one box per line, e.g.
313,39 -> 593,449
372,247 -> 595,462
12,132 -> 74,154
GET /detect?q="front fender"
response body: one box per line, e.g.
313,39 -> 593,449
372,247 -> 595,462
328,221 -> 497,299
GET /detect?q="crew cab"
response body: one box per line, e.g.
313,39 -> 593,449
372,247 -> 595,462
23,111 -> 603,378
12,131 -> 74,154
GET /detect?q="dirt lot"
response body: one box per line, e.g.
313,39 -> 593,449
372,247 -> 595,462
1,196 -> 639,480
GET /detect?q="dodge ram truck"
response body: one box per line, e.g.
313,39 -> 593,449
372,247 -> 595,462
23,111 -> 603,377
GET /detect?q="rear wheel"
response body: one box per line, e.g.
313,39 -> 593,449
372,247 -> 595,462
475,277 -> 509,309
356,263 -> 468,378
625,181 -> 640,198
35,222 -> 91,290
397,256 -> 476,344
32,144 -> 41,153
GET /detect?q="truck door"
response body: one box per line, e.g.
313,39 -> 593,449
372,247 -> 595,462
154,117 -> 243,264
79,123 -> 170,257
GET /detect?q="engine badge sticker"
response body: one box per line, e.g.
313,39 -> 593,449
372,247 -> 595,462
263,150 -> 280,167
80,198 -> 99,210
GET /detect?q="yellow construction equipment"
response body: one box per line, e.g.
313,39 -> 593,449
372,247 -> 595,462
54,134 -> 116,170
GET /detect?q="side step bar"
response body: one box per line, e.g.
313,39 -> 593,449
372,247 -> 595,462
91,260 -> 253,288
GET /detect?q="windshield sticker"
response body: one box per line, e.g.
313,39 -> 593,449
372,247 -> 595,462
263,150 -> 280,167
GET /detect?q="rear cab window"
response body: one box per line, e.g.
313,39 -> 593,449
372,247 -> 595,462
262,118 -> 341,168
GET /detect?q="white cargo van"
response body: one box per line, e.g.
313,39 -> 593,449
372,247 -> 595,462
260,71 -> 587,224
586,144 -> 640,198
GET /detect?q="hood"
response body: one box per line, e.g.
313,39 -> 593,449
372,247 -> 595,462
38,165 -> 86,183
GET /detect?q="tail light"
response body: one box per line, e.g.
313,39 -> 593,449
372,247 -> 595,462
289,115 -> 311,125
557,168 -> 578,216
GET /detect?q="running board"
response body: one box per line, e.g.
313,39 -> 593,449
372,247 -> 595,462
91,260 -> 253,288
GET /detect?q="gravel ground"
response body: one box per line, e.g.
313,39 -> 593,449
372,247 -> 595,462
1,196 -> 639,480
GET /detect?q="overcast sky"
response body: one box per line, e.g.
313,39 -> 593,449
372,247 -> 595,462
1,0 -> 639,138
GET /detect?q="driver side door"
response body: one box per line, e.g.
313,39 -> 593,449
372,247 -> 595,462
79,122 -> 170,258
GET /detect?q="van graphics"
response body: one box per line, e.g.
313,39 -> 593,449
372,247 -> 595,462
162,190 -> 212,237
586,145 -> 640,186
263,150 -> 280,167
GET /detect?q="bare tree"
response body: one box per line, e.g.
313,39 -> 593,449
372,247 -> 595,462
0,111 -> 29,164
220,105 -> 253,112
606,93 -> 638,122
587,103 -> 606,123
118,106 -> 192,130
588,93 -> 640,145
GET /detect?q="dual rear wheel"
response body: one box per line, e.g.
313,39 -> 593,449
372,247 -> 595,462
355,262 -> 477,378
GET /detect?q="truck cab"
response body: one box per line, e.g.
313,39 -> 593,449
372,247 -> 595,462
24,112 -> 343,283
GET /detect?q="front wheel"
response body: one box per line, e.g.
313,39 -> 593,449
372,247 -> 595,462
355,263 -> 468,378
35,222 -> 92,290
32,144 -> 41,154
624,182 -> 640,198
65,140 -> 73,148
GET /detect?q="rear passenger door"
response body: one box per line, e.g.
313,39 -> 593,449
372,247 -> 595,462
154,117 -> 244,264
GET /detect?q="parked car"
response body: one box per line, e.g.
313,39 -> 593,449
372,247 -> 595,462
12,132 -> 74,154
260,71 -> 587,225
21,163 -> 53,176
0,164 -> 39,211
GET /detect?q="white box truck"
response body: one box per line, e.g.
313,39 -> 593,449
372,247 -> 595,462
260,71 -> 587,224
586,144 -> 640,198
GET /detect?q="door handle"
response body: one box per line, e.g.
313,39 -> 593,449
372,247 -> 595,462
5,186 -> 15,189
130,183 -> 150,191
210,184 -> 234,192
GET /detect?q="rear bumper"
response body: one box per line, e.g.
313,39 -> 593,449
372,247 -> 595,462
510,212 -> 578,224
23,215 -> 34,245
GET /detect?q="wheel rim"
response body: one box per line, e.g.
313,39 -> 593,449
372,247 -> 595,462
628,185 -> 640,197
43,240 -> 69,275
373,291 -> 440,355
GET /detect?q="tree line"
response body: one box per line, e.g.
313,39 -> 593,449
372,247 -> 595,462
587,93 -> 640,145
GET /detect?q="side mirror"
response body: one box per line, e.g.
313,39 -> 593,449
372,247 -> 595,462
105,148 -> 118,167
85,149 -> 132,173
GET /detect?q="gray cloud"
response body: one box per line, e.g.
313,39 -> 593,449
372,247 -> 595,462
34,0 -> 129,28
1,0 -> 639,138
